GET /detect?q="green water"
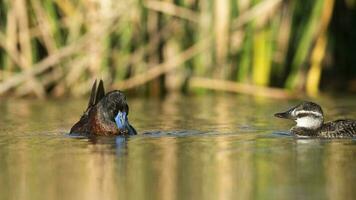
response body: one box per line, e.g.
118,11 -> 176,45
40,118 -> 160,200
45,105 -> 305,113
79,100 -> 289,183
0,94 -> 355,200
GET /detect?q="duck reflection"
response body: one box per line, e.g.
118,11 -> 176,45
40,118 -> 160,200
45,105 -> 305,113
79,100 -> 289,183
86,135 -> 129,156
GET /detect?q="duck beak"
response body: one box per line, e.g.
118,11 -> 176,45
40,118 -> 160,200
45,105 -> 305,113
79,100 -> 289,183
274,111 -> 290,119
274,108 -> 294,119
115,111 -> 128,129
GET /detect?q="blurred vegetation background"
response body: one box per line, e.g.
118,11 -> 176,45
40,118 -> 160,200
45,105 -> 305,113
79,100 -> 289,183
0,0 -> 355,99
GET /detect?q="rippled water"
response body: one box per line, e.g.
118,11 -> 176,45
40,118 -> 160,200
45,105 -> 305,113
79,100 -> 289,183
0,94 -> 356,200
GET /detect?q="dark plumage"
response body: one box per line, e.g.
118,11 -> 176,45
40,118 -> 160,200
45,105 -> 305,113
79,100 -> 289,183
70,80 -> 136,136
274,101 -> 356,138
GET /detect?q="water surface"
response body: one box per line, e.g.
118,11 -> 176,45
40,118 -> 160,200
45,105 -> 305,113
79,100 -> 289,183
0,94 -> 355,200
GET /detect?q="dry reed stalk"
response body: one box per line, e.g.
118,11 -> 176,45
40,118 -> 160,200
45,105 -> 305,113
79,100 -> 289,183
114,39 -> 210,90
14,0 -> 46,98
147,7 -> 162,96
0,38 -> 85,94
194,0 -> 213,77
189,77 -> 299,99
123,20 -> 178,69
273,2 -> 292,66
231,0 -> 282,30
4,5 -> 17,75
31,0 -> 58,53
0,4 -> 125,95
214,0 -> 230,79
0,32 -> 27,70
238,0 -> 251,13
144,0 -> 199,23
15,0 -> 32,65
84,0 -> 113,78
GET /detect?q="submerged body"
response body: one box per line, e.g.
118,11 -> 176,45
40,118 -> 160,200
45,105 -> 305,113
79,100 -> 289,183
70,80 -> 136,136
275,101 -> 356,138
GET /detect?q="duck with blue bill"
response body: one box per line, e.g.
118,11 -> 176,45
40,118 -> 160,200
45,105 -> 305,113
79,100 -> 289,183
70,79 -> 136,136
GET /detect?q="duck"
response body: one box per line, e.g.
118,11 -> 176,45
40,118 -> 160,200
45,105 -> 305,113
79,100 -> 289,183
70,79 -> 137,136
274,101 -> 356,138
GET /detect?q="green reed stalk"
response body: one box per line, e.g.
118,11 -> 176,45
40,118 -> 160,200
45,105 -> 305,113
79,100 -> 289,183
252,26 -> 273,86
284,0 -> 324,89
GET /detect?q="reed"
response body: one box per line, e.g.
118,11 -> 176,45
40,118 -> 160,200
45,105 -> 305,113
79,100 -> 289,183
0,0 -> 352,98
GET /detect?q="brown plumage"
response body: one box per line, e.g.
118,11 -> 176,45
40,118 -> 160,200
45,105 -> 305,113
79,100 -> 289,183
70,80 -> 136,136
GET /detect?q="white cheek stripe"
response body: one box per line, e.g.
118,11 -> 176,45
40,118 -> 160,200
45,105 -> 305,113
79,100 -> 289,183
295,110 -> 322,117
296,116 -> 323,129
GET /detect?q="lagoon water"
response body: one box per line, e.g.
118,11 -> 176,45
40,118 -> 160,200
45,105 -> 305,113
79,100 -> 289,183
0,94 -> 355,200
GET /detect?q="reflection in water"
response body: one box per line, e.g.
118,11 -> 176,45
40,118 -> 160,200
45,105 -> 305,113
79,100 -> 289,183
0,95 -> 356,200
325,141 -> 356,200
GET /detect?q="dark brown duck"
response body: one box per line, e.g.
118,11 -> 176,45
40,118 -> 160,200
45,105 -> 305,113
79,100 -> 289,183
70,80 -> 136,136
274,101 -> 356,138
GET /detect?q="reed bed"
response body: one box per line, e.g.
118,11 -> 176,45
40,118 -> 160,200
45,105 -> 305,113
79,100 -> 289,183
0,0 -> 353,98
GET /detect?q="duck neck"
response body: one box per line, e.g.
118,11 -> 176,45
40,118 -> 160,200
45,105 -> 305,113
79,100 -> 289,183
291,126 -> 321,137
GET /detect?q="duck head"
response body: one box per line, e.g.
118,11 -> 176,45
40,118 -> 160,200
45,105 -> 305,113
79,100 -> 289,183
274,101 -> 324,130
70,80 -> 136,136
96,90 -> 133,133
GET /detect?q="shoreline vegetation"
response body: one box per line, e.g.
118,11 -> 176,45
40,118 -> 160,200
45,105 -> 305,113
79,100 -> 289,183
0,0 -> 355,99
